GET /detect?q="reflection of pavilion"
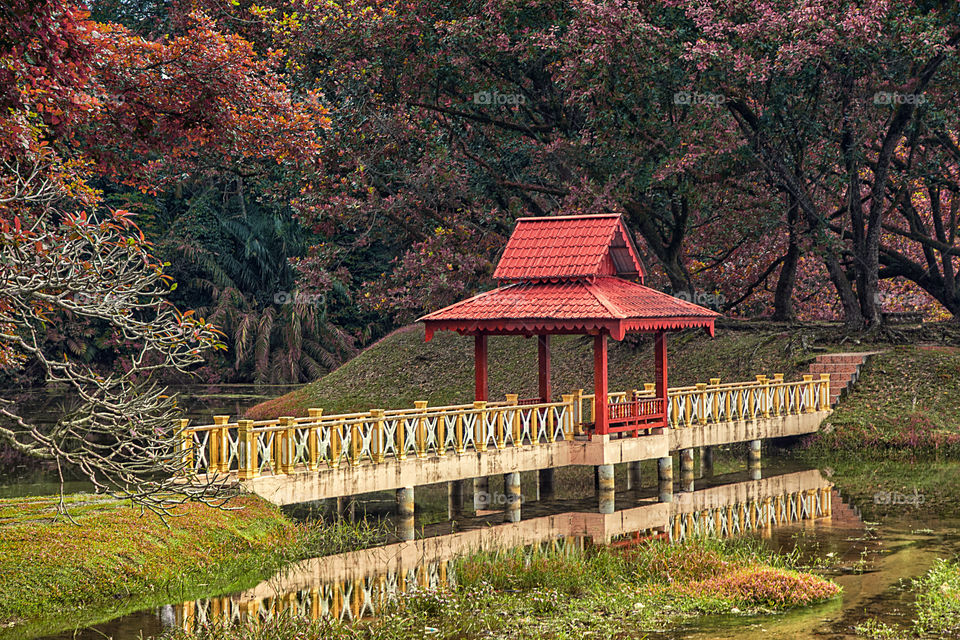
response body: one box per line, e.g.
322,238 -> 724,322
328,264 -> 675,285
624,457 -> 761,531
176,469 -> 844,630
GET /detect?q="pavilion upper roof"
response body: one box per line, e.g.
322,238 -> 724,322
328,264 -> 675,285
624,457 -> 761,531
492,214 -> 645,282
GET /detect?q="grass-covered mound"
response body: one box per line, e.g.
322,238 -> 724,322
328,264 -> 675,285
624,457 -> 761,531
805,346 -> 960,458
0,495 -> 384,639
164,538 -> 840,640
247,322 -> 833,419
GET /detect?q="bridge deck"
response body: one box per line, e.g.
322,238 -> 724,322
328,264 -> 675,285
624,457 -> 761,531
180,376 -> 832,505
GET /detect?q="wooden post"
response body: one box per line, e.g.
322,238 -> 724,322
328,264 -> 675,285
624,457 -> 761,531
773,373 -> 784,415
332,419 -> 344,466
213,415 -> 229,473
560,393 -> 580,442
506,393 -> 520,446
415,400 -> 428,459
474,334 -> 488,402
178,419 -> 193,476
572,388 -> 584,435
279,416 -> 296,474
370,409 -> 385,462
654,331 -> 668,426
238,419 -> 258,480
473,401 -> 487,451
696,383 -> 708,425
538,334 -> 551,402
308,408 -> 323,470
593,332 -> 609,435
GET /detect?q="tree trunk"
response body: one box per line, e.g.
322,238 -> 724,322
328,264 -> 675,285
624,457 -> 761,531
772,195 -> 800,320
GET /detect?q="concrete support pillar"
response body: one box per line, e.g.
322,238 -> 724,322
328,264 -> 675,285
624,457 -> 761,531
680,448 -> 695,492
658,456 -> 673,503
597,464 -> 615,514
504,472 -> 521,522
397,487 -> 415,516
749,439 -> 762,480
538,468 -> 555,500
473,476 -> 489,511
700,446 -> 714,478
627,461 -> 642,491
398,515 -> 415,541
448,480 -> 464,518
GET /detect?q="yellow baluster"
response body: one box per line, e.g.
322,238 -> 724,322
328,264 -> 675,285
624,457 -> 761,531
370,409 -> 385,463
279,416 -> 296,474
177,419 -> 193,476
415,400 -> 428,459
237,419 -> 258,480
308,408 -> 323,471
473,401 -> 487,451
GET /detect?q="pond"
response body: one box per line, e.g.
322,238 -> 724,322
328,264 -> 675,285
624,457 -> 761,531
2,387 -> 958,640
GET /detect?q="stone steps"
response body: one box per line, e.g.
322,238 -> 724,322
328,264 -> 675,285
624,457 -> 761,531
808,351 -> 881,406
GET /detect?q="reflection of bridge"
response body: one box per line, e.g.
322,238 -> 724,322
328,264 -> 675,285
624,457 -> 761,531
180,377 -> 831,505
175,469 -> 834,630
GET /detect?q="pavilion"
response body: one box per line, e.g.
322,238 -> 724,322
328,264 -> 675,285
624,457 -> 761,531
419,214 -> 720,436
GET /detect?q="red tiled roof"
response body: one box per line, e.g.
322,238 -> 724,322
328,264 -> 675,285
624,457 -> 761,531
492,214 -> 645,282
420,277 -> 719,340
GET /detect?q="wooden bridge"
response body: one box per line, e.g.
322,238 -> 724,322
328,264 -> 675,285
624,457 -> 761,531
179,374 -> 832,505
173,468 -> 836,629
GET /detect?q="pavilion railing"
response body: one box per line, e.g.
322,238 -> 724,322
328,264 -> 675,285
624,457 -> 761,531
177,375 -> 830,478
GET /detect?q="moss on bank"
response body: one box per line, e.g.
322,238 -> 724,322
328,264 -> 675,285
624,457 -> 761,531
0,495 -> 383,639
163,538 -> 841,640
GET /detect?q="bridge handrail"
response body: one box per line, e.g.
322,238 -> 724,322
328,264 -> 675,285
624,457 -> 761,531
175,374 -> 830,477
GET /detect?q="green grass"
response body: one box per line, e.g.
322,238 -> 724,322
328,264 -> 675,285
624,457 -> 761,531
856,557 -> 960,639
803,346 -> 960,459
246,322 -> 827,419
0,494 -> 386,639
162,538 -> 841,640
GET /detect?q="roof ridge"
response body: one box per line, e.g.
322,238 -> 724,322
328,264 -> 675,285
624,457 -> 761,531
584,277 -> 626,318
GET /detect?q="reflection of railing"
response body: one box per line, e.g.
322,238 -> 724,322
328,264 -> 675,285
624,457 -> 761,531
178,374 -> 831,478
179,394 -> 575,478
174,479 -> 833,630
669,485 -> 833,542
176,538 -> 581,628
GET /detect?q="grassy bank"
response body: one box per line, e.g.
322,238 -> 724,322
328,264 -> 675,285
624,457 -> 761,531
164,538 -> 840,640
803,346 -> 960,459
856,557 -> 960,639
0,494 -> 383,639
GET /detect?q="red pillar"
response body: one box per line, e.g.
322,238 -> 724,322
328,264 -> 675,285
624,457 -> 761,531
655,330 -> 668,422
594,332 -> 608,435
538,334 -> 551,402
474,334 -> 488,401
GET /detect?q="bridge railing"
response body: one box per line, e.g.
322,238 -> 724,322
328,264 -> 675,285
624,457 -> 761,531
177,375 -> 830,478
179,394 -> 576,478
579,374 -> 830,429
